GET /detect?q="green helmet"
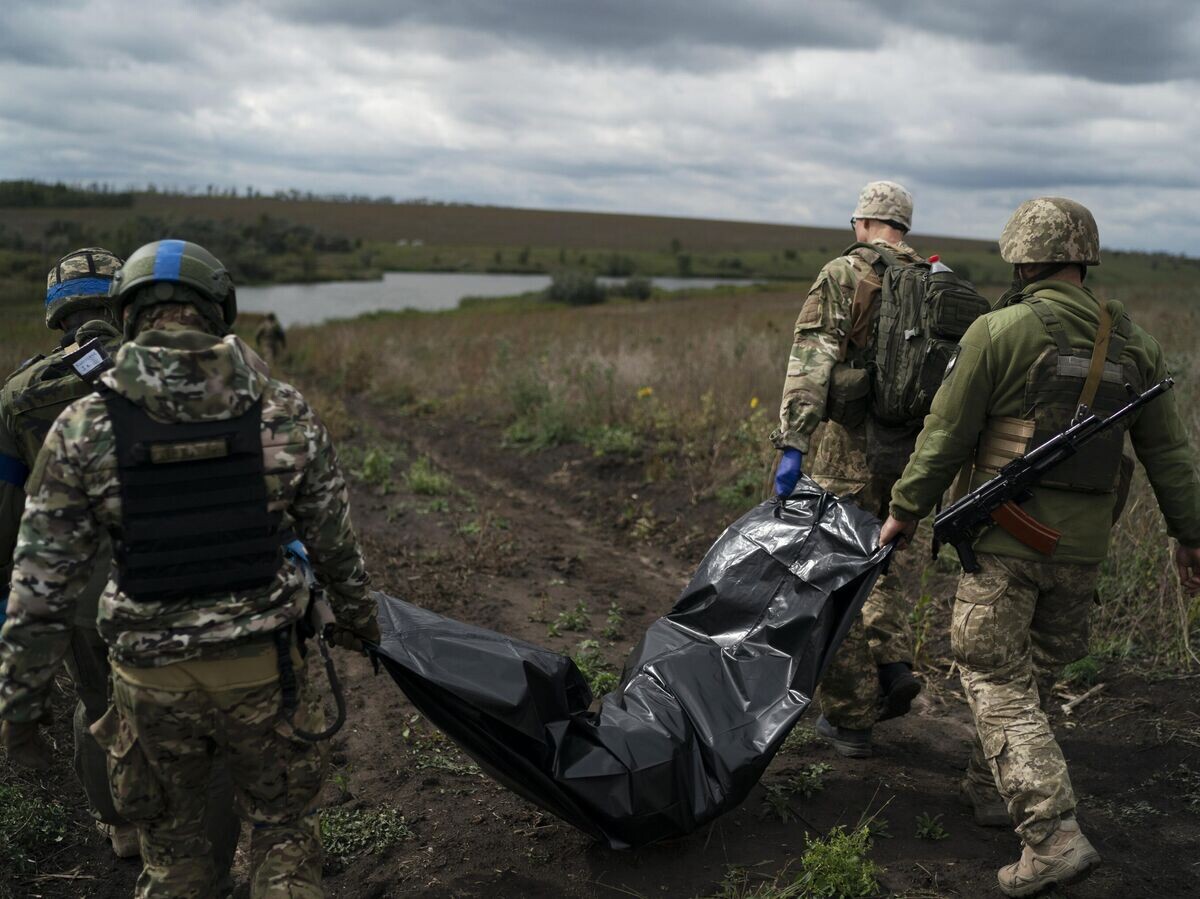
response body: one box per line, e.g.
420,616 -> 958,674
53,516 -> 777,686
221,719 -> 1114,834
110,240 -> 237,338
45,247 -> 124,329
852,180 -> 913,232
999,197 -> 1101,266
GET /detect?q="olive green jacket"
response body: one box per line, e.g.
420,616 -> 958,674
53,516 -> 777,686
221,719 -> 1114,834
891,280 -> 1200,564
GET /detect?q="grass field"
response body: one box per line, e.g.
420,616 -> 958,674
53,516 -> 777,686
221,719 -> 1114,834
277,279 -> 1200,673
2,193 -> 1200,896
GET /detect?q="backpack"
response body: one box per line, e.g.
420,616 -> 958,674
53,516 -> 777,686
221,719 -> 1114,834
843,242 -> 991,427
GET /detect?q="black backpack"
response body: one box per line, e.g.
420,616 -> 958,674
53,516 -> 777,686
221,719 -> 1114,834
844,242 -> 991,427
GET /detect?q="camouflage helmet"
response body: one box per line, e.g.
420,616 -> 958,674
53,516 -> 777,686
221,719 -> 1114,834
999,197 -> 1101,266
45,247 -> 124,329
852,180 -> 913,232
110,239 -> 237,338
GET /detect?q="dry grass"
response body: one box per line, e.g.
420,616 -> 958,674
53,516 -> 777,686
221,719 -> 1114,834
287,283 -> 1200,671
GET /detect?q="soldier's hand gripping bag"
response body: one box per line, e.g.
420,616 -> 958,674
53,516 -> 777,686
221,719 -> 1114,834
372,477 -> 890,848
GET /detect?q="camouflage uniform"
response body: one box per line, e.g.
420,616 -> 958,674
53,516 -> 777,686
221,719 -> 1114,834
891,199 -> 1200,849
772,226 -> 923,730
255,314 -> 286,368
0,320 -> 123,822
0,243 -> 375,898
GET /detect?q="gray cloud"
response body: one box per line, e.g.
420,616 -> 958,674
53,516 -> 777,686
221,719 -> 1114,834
1,0 -> 1199,253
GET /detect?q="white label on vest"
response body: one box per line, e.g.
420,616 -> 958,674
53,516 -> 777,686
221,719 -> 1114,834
72,349 -> 104,375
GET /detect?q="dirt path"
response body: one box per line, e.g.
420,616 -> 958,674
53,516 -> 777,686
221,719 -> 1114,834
322,403 -> 1200,898
8,401 -> 1199,898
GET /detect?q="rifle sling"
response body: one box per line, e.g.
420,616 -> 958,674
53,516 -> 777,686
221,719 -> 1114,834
1078,302 -> 1113,413
989,501 -> 1061,556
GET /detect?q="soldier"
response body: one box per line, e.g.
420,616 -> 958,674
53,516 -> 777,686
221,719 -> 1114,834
881,198 -> 1200,896
255,311 -> 287,367
0,248 -> 141,856
771,180 -> 923,757
0,239 -> 380,897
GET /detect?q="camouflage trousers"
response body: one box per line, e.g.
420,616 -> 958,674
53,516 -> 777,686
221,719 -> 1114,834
810,421 -> 912,730
102,640 -> 328,898
954,552 -> 1097,845
66,623 -> 242,884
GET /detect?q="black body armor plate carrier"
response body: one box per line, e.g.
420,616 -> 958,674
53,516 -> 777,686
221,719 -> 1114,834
104,392 -> 282,602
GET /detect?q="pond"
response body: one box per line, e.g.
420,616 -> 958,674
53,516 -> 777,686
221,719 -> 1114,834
237,272 -> 755,325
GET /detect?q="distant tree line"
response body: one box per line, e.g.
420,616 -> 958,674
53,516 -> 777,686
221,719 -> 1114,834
0,178 -> 470,208
0,180 -> 134,208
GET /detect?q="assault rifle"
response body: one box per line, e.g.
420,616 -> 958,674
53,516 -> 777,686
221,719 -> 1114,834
933,377 -> 1174,572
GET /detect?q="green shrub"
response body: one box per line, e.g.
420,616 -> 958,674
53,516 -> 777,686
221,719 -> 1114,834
405,456 -> 453,496
796,826 -> 879,897
0,783 -> 69,876
616,276 -> 653,300
546,270 -> 605,306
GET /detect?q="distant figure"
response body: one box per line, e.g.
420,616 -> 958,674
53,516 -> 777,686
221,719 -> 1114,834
255,311 -> 286,367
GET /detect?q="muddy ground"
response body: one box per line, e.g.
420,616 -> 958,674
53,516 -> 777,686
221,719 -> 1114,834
8,400 -> 1200,898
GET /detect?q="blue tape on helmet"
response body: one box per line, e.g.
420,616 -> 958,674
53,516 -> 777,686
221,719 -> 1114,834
0,589 -> 7,629
0,453 -> 29,487
45,276 -> 112,306
152,239 -> 186,281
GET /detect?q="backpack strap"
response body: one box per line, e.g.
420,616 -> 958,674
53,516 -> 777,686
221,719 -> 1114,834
1023,296 -> 1073,357
841,241 -> 899,273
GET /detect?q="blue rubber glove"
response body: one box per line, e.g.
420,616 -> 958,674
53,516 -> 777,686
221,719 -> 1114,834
284,539 -> 314,586
774,449 -> 804,498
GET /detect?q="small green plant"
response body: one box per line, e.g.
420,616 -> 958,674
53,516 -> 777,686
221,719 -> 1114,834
405,455 -> 453,496
357,446 -> 395,492
915,811 -> 949,841
1062,655 -> 1102,688
319,805 -> 413,861
791,762 -> 832,799
781,724 -> 818,754
0,783 -> 69,875
585,424 -> 642,458
603,602 -> 624,640
761,782 -> 802,824
759,764 -> 831,822
548,600 -> 590,637
796,825 -> 879,897
331,766 -> 353,800
573,639 -> 619,696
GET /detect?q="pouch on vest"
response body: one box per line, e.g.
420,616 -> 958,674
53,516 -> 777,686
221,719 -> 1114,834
825,364 -> 869,428
103,392 -> 282,602
1021,297 -> 1143,494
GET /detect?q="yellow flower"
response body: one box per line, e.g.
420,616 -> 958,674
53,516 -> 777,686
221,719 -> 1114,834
749,396 -> 760,409
637,386 -> 653,399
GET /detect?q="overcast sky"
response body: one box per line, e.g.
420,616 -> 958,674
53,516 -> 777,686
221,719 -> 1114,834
2,1 -> 1199,252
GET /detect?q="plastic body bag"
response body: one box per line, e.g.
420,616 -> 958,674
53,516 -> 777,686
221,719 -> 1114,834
373,477 -> 890,848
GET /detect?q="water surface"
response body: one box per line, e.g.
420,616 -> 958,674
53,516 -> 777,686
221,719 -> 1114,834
238,272 -> 753,325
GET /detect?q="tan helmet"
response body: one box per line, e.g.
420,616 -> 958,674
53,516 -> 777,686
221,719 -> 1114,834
999,197 -> 1100,266
852,180 -> 913,232
45,247 -> 124,329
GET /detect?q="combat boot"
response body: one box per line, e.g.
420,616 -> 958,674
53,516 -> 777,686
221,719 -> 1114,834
98,821 -> 141,859
997,816 -> 1101,897
815,715 -> 872,758
877,662 -> 921,721
959,777 -> 1009,827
